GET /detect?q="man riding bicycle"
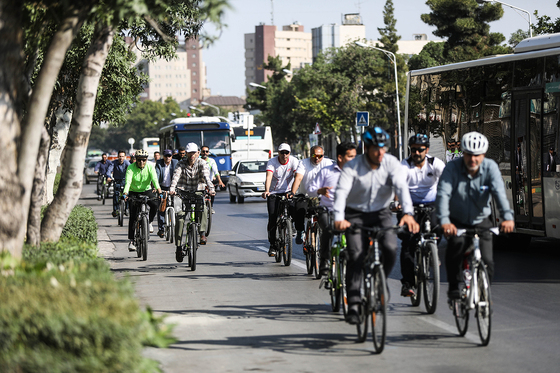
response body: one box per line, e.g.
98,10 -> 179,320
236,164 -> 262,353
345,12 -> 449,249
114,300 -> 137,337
333,127 -> 419,325
308,142 -> 357,275
155,149 -> 178,237
436,131 -> 514,300
398,134 -> 445,297
291,145 -> 333,244
94,153 -> 113,200
261,143 -> 300,257
200,145 -> 225,213
170,142 -> 215,245
109,150 -> 130,217
123,149 -> 162,251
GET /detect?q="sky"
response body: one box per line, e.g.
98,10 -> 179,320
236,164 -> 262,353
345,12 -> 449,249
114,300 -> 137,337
201,0 -> 560,98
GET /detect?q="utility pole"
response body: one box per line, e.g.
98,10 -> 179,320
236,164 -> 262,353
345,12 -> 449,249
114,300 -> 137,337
271,0 -> 274,25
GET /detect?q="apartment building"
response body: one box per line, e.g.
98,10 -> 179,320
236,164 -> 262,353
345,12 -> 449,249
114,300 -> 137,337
311,13 -> 366,61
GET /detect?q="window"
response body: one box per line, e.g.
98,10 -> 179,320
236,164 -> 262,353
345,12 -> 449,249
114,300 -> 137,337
193,72 -> 197,76
192,54 -> 197,58
192,63 -> 196,67
193,89 -> 197,93
193,80 -> 197,85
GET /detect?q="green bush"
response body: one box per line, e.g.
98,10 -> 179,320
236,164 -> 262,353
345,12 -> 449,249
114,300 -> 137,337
0,240 -> 174,372
61,204 -> 97,245
53,172 -> 61,195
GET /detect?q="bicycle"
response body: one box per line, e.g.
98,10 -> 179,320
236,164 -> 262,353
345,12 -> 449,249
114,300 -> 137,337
127,194 -> 159,261
204,192 -> 212,237
295,195 -> 321,277
175,188 -> 205,271
408,205 -> 440,314
352,224 -> 404,353
97,175 -> 108,204
323,211 -> 348,315
449,227 -> 499,346
269,194 -> 293,266
163,192 -> 176,243
114,182 -> 126,227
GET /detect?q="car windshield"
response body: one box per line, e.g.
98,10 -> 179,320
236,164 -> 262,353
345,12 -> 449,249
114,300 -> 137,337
238,161 -> 267,174
88,160 -> 98,167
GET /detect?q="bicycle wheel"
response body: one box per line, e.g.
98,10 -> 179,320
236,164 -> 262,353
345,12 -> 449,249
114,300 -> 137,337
371,267 -> 388,353
341,254 -> 349,318
169,208 -> 175,244
189,224 -> 198,271
274,224 -> 282,263
410,247 -> 422,307
422,241 -> 440,314
140,215 -> 148,261
476,264 -> 492,346
282,218 -> 293,266
101,184 -> 106,205
205,199 -> 212,236
313,224 -> 322,279
118,199 -> 125,227
330,255 -> 341,312
356,272 -> 368,343
135,224 -> 142,258
453,299 -> 469,336
304,224 -> 313,275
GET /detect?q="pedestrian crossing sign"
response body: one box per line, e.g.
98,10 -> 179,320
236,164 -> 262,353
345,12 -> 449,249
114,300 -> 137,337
357,111 -> 369,126
314,122 -> 321,135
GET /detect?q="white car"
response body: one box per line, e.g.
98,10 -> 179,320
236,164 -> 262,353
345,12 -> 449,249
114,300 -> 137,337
228,160 -> 268,203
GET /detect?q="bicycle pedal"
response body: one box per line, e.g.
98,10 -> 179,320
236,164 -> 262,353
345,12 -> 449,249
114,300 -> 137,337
319,278 -> 327,289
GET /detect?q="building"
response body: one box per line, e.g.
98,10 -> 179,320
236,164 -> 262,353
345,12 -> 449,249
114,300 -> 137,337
244,23 -> 312,90
311,13 -> 366,61
203,96 -> 246,113
398,34 -> 434,57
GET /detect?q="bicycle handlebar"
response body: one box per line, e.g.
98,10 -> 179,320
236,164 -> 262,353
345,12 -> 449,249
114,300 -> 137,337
456,227 -> 500,237
348,224 -> 407,236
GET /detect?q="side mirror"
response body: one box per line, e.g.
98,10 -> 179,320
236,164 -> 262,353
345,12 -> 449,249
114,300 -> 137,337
228,171 -> 235,176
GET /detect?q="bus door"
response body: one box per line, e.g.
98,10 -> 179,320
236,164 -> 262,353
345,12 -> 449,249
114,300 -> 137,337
512,90 -> 544,231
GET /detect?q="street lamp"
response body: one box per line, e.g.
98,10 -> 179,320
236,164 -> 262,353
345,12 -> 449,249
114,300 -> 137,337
476,0 -> 532,37
249,82 -> 267,89
201,101 -> 220,115
282,69 -> 293,75
355,41 -> 403,160
189,105 -> 204,113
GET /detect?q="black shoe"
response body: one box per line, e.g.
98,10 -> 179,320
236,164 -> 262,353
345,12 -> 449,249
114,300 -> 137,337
448,289 -> 461,300
319,259 -> 330,276
112,210 -> 118,217
346,306 -> 360,325
157,229 -> 164,238
401,283 -> 415,297
268,246 -> 277,257
295,231 -> 304,245
175,247 -> 183,262
124,210 -> 129,216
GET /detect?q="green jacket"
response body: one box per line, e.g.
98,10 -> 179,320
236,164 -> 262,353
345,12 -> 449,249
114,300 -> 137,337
123,162 -> 160,194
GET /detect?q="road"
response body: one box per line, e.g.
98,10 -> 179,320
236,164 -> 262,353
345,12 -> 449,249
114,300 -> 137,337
83,184 -> 560,373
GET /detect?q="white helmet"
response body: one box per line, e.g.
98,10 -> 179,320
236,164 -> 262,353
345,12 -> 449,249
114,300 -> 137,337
461,132 -> 488,155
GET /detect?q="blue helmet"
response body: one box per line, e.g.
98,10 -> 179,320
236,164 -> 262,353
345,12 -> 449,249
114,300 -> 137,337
363,127 -> 390,148
408,133 -> 429,147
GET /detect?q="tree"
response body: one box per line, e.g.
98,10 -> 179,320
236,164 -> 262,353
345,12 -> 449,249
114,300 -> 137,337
533,1 -> 560,35
408,41 -> 446,70
508,29 -> 529,47
421,0 -> 511,63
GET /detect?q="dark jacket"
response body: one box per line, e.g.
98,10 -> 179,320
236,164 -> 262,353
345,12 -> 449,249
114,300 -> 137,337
155,158 -> 178,187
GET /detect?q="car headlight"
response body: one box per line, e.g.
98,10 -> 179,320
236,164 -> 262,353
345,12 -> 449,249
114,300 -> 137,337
240,182 -> 254,186
220,170 -> 229,176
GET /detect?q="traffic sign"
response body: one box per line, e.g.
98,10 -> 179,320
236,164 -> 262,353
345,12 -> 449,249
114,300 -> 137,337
314,123 -> 321,135
357,111 -> 369,126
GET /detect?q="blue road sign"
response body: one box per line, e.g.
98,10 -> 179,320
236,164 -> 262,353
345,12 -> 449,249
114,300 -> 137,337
357,111 -> 369,126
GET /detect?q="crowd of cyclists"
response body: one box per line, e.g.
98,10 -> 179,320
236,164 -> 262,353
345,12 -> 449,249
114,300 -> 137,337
93,126 -> 514,334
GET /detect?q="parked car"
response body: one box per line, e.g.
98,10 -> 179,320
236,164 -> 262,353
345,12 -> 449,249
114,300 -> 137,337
84,158 -> 101,184
228,160 -> 268,203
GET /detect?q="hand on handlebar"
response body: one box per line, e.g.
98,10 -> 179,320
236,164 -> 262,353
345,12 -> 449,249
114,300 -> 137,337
334,220 -> 351,231
261,191 -> 270,199
398,214 -> 420,234
286,191 -> 294,199
500,220 -> 514,234
442,223 -> 457,238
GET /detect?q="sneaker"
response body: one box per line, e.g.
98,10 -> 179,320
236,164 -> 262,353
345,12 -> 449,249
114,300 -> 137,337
345,305 -> 360,325
124,209 -> 129,216
295,231 -> 304,245
97,195 -> 101,201
200,234 -> 207,245
128,241 -> 136,252
401,283 -> 415,297
157,229 -> 165,238
268,245 -> 277,257
149,223 -> 154,233
112,210 -> 118,217
212,208 -> 215,214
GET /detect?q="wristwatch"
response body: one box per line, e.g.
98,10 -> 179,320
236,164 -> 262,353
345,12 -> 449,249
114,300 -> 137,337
404,212 -> 414,216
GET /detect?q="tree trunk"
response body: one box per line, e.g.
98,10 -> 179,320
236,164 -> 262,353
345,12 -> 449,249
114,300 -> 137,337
26,127 -> 50,247
46,107 -> 72,203
41,23 -> 114,242
0,0 -> 25,256
16,6 -> 88,247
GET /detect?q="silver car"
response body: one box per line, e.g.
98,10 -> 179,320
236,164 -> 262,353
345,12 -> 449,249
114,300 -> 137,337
228,160 -> 268,203
84,158 -> 101,184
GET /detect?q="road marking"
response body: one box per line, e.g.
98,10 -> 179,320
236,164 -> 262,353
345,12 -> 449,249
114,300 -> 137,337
419,315 -> 480,344
256,246 -> 307,270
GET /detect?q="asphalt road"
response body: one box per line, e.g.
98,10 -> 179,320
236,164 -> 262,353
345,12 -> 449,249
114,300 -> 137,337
82,184 -> 560,373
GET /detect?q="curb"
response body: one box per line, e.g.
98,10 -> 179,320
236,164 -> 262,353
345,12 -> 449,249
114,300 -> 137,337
97,229 -> 115,258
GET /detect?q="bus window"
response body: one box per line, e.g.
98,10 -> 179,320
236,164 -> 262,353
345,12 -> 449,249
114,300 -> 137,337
176,132 -> 202,148
204,131 -> 231,155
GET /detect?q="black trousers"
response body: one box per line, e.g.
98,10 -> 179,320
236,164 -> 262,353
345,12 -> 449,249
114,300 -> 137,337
266,194 -> 304,244
317,210 -> 333,260
157,186 -> 170,230
128,190 -> 158,240
345,207 -> 397,306
445,218 -> 494,290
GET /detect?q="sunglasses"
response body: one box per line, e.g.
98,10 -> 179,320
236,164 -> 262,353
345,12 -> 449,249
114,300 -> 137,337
312,154 -> 324,159
411,147 -> 427,153
137,158 -> 148,162
201,150 -> 209,153
279,151 -> 290,155
164,154 -> 172,157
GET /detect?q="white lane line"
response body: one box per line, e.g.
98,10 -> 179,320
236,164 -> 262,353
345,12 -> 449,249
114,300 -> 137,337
419,315 -> 480,344
256,246 -> 307,270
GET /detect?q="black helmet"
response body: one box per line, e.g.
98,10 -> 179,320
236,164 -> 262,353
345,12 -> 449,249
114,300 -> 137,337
408,133 -> 429,147
363,127 -> 390,148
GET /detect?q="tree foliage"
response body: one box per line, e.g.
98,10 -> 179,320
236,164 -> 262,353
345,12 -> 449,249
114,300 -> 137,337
533,1 -> 560,35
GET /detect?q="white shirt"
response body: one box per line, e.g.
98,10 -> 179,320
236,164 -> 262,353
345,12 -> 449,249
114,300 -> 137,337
162,163 -> 172,187
266,156 -> 300,193
307,163 -> 341,210
401,155 -> 445,204
204,157 -> 219,178
296,157 -> 333,197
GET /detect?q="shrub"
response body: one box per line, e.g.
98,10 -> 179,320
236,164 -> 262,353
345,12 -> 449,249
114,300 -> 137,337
60,204 -> 97,245
53,172 -> 61,195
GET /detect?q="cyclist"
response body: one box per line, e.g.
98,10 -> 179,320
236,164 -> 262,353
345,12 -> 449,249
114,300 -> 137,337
398,133 -> 445,297
153,151 -> 161,162
261,143 -> 300,257
123,149 -> 162,251
173,147 -> 186,161
155,149 -> 178,237
169,142 -> 215,245
308,142 -> 357,275
333,127 -> 419,324
94,153 -> 113,200
200,145 -> 225,213
108,150 -> 130,217
436,131 -> 514,300
292,145 -> 333,244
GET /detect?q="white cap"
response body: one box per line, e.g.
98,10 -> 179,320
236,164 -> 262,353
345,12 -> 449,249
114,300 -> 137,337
186,143 -> 199,153
278,143 -> 291,152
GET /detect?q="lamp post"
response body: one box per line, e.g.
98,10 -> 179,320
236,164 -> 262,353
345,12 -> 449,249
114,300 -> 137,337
476,0 -> 532,37
355,41 -> 403,160
189,105 -> 204,114
249,82 -> 267,89
201,101 -> 220,115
